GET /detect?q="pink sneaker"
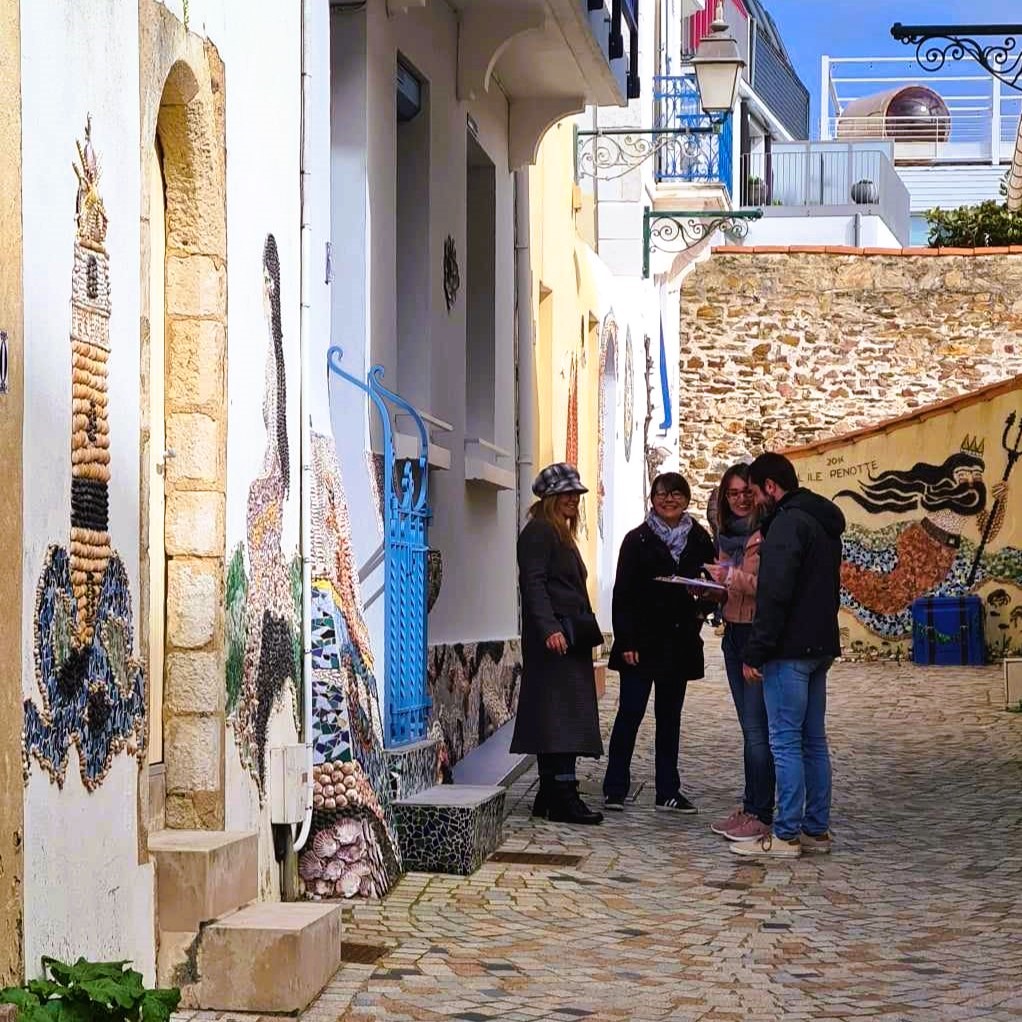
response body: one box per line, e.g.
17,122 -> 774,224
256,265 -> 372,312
709,807 -> 744,836
723,813 -> 770,842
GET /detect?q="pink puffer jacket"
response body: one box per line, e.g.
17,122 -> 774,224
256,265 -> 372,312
721,530 -> 761,624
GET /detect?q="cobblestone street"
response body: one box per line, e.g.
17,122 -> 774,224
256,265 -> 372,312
295,651 -> 1022,1022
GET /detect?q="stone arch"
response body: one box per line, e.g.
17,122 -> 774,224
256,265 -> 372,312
139,0 -> 227,832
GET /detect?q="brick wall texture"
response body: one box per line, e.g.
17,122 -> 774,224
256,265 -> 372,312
678,248 -> 1022,509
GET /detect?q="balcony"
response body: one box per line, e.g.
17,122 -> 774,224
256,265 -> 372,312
737,141 -> 911,247
445,0 -> 638,166
653,75 -> 733,192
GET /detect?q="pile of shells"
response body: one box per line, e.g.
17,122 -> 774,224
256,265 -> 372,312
298,817 -> 376,899
312,759 -> 359,811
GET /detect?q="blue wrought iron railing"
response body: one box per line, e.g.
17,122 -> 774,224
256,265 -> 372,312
327,347 -> 432,748
652,75 -> 733,194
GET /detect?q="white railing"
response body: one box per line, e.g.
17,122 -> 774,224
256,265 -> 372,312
821,53 -> 1022,165
738,143 -> 911,245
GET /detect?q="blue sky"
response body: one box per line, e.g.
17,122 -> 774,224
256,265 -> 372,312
764,0 -> 1019,134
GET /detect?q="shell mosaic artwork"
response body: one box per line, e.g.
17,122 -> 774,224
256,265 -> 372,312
596,311 -> 618,539
23,120 -> 146,790
426,639 -> 522,767
623,325 -> 635,463
297,432 -> 402,899
226,234 -> 301,795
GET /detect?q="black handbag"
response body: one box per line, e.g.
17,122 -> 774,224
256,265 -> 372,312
557,612 -> 604,651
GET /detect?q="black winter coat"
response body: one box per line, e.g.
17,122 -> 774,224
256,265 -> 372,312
743,488 -> 846,669
510,519 -> 603,757
608,520 -> 716,680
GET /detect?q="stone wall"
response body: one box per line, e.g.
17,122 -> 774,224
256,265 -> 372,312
678,245 -> 1022,508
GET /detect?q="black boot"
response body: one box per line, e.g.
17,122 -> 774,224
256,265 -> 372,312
547,780 -> 604,825
531,781 -> 551,818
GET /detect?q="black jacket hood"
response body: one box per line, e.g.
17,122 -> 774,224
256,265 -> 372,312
769,488 -> 846,539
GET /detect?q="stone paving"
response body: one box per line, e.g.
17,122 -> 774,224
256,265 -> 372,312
315,650 -> 1022,1022
184,650 -> 1022,1021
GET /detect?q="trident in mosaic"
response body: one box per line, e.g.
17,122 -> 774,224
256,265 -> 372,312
967,410 -> 1022,587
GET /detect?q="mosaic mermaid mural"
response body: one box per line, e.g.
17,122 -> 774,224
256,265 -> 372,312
225,235 -> 302,794
789,383 -> 1022,660
23,119 -> 147,790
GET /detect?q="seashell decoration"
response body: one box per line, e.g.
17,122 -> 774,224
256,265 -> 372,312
298,853 -> 324,881
312,829 -> 339,860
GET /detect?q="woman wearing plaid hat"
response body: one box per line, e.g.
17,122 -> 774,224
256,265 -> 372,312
511,463 -> 605,825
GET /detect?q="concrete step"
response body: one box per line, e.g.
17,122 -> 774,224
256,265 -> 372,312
195,902 -> 343,1013
394,784 -> 505,876
148,829 -> 258,933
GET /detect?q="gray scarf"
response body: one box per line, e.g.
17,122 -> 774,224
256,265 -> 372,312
717,515 -> 753,567
646,509 -> 693,562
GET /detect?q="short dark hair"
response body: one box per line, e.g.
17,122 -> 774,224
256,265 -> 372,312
650,472 -> 691,502
748,453 -> 798,493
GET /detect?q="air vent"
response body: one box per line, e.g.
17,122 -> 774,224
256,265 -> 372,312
341,942 -> 390,964
397,60 -> 422,122
488,851 -> 584,867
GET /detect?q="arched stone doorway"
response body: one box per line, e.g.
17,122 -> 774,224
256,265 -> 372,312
139,1 -> 227,832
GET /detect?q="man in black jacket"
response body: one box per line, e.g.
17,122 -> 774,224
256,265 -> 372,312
731,453 -> 845,860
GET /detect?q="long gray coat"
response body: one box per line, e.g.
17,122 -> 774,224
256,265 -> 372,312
510,519 -> 603,757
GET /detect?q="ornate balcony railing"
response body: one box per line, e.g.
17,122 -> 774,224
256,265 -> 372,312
653,75 -> 733,191
327,347 -> 432,748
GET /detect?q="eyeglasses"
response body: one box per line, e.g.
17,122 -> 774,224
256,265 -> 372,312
653,490 -> 687,501
726,489 -> 752,500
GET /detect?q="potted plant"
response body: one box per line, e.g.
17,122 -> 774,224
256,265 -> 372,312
851,178 -> 879,204
746,176 -> 768,206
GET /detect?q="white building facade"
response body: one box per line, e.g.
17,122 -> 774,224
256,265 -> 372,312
1,0 -> 634,1007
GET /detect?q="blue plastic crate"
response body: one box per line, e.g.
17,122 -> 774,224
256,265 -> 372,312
911,596 -> 986,666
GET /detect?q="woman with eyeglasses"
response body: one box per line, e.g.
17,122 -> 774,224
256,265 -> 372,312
602,472 -> 716,813
704,463 -> 775,843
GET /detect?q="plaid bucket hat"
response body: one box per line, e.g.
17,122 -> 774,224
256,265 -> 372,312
532,462 -> 588,497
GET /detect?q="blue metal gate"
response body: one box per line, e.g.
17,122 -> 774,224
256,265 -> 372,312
327,347 -> 432,747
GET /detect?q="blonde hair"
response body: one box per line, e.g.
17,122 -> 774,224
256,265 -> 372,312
528,495 -> 579,547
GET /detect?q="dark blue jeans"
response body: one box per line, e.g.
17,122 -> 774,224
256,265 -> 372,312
722,623 -> 775,825
603,668 -> 687,801
762,657 -> 833,841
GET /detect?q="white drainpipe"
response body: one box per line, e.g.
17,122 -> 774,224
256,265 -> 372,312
294,0 -> 315,853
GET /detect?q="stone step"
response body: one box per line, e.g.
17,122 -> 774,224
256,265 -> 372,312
194,902 -> 343,1013
394,783 -> 506,876
148,829 -> 258,933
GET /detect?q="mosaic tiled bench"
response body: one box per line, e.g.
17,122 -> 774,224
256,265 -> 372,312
394,784 -> 506,875
383,737 -> 444,800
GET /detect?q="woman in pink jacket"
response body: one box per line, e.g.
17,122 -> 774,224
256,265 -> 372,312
704,463 -> 775,842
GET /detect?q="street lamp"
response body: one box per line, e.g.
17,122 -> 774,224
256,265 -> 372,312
575,1 -> 745,180
691,1 -> 746,122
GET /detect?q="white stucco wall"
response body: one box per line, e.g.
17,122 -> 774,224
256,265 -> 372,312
742,213 -> 902,249
212,2 -> 303,895
20,0 -> 312,974
328,1 -> 520,700
20,0 -> 156,982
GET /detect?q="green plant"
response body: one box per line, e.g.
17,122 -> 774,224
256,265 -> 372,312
0,957 -> 180,1022
925,199 -> 1022,248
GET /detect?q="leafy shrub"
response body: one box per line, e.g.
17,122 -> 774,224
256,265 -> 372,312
0,957 -> 180,1022
925,200 -> 1022,248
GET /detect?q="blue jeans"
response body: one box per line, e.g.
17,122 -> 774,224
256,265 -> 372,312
762,658 -> 833,841
722,624 -> 774,824
603,668 -> 687,801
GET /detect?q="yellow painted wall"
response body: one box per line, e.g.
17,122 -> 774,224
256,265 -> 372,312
787,378 -> 1022,661
529,120 -> 602,589
0,0 -> 25,983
